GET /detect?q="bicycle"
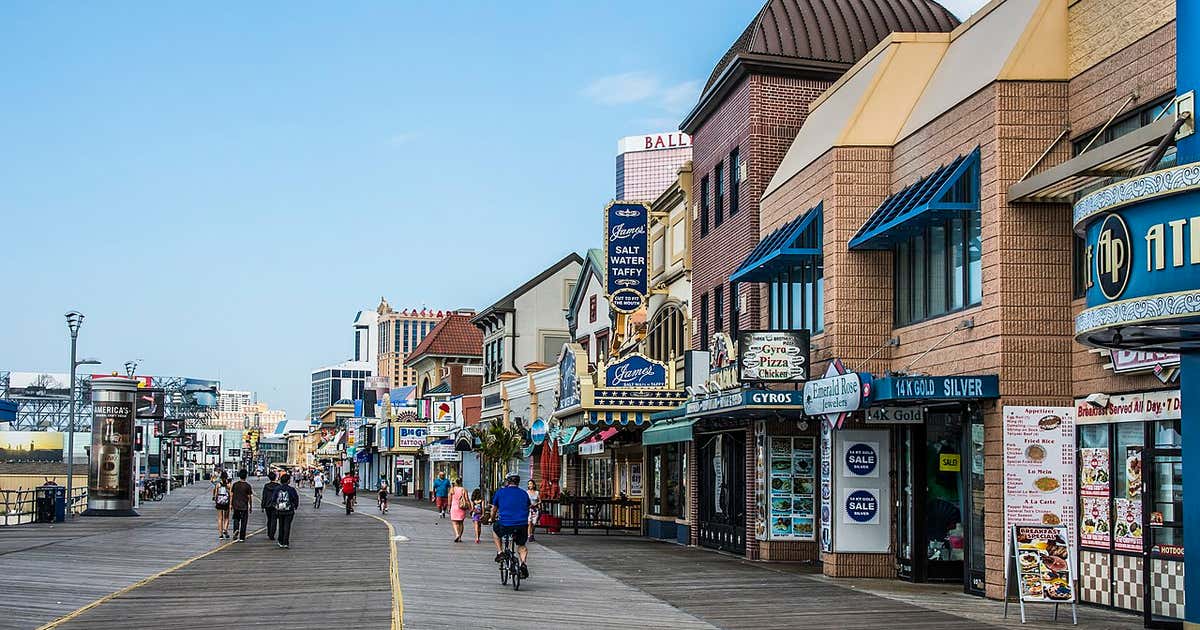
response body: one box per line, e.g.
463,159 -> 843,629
378,493 -> 388,514
498,534 -> 522,591
344,492 -> 356,515
313,487 -> 323,509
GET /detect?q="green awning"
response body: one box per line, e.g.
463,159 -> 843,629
649,405 -> 686,422
642,419 -> 697,446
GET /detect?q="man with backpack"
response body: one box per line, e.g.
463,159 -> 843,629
261,470 -> 282,541
230,469 -> 254,542
341,469 -> 358,514
275,473 -> 300,549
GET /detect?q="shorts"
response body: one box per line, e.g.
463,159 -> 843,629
215,505 -> 229,512
493,523 -> 528,547
435,496 -> 448,511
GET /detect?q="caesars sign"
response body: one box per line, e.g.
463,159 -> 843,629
738,330 -> 810,382
605,202 -> 650,313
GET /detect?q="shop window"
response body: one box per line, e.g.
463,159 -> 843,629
646,443 -> 686,517
582,458 -> 612,498
729,147 -> 740,216
700,175 -> 710,238
894,213 -> 982,326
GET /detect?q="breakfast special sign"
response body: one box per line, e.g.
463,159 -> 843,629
605,201 -> 650,313
1003,406 -> 1077,553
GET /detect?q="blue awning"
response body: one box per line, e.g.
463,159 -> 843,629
0,400 -> 16,422
648,404 -> 686,422
587,410 -> 651,426
848,148 -> 980,250
729,203 -> 822,283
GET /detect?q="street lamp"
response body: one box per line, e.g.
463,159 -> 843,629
65,311 -> 101,516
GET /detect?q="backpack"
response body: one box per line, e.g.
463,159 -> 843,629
215,485 -> 230,507
261,483 -> 279,509
275,487 -> 293,512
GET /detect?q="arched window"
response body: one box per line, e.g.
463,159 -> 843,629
646,303 -> 687,363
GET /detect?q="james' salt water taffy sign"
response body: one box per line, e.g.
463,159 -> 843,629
605,202 -> 650,313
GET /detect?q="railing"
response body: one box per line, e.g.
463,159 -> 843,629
1,487 -> 88,526
542,496 -> 642,535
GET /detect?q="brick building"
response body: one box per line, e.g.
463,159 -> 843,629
743,0 -> 1185,619
676,0 -> 959,561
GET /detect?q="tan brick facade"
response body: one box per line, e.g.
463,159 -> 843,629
1068,0 -> 1174,76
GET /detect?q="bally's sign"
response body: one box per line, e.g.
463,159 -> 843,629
605,202 -> 650,313
604,353 -> 668,389
738,330 -> 810,382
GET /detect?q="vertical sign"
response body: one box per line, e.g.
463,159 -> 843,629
605,202 -> 649,313
1002,406 -> 1077,554
820,422 -> 833,552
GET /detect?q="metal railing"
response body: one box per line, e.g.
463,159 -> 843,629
1,488 -> 88,526
542,497 -> 642,534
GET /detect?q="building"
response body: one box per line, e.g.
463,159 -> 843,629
217,390 -> 252,413
353,309 -> 379,365
564,249 -> 611,366
680,0 -> 958,365
616,132 -> 692,202
472,253 -> 583,427
375,299 -> 445,389
405,311 -> 484,398
730,0 -> 1188,622
309,360 -> 373,420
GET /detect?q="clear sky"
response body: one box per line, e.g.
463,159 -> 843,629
1,1 -> 988,421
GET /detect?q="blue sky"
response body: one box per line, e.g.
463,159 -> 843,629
1,1 -> 987,420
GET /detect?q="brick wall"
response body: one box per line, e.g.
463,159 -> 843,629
1069,21 -> 1175,136
1068,0 -> 1174,77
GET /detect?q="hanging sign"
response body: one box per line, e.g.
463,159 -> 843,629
530,418 -> 548,445
737,330 -> 810,382
605,202 -> 650,313
803,359 -> 870,429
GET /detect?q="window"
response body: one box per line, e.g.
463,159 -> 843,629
714,161 -> 725,227
647,443 -> 686,517
564,279 -> 577,309
589,295 -> 597,323
594,329 -> 609,362
729,282 -> 739,339
893,197 -> 982,326
729,148 -> 740,216
578,336 -> 590,361
714,285 -> 724,333
768,262 -> 824,333
1072,96 -> 1175,156
542,334 -> 569,364
484,338 -> 504,382
699,176 -> 710,238
699,293 -> 709,350
647,304 -> 686,363
1072,235 -> 1088,299
582,458 -> 612,498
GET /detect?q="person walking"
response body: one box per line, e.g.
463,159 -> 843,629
470,488 -> 485,544
432,471 -> 451,519
261,470 -> 282,541
230,469 -> 254,542
334,471 -> 342,497
448,479 -> 469,542
212,470 -> 232,540
274,473 -> 300,549
526,480 -> 541,543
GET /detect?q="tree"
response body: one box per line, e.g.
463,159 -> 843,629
474,423 -> 524,491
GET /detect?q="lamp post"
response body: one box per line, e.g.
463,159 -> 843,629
64,311 -> 100,517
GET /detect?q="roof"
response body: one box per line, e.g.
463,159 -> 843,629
405,313 -> 484,364
565,249 -> 605,330
685,0 -> 958,132
424,382 -> 451,395
471,252 -> 584,326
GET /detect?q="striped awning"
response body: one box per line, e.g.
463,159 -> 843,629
587,410 -> 651,426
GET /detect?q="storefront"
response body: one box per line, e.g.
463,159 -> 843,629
868,374 -> 999,593
642,410 -> 692,544
1075,389 -> 1184,624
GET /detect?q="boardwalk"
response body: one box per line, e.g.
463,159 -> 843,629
0,485 -> 1143,630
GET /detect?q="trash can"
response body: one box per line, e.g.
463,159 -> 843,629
35,486 -> 55,523
50,486 -> 66,522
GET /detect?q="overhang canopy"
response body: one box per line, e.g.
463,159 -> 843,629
731,203 -> 822,283
849,148 -> 979,250
642,418 -> 697,446
1007,115 -> 1178,203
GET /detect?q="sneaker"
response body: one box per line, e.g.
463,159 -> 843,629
494,553 -> 503,563
232,538 -> 241,543
277,542 -> 285,549
282,544 -> 289,549
519,564 -> 529,578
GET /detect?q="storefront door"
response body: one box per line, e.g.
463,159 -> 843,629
898,411 -> 972,586
1143,424 -> 1183,629
698,431 -> 746,554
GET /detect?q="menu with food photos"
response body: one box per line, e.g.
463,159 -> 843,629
1012,525 -> 1076,603
1003,406 -> 1077,553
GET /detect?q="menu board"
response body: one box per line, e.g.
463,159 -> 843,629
819,423 -> 833,552
1003,406 -> 1077,551
1079,447 -> 1111,548
1112,498 -> 1143,552
1012,525 -> 1076,603
768,436 -> 816,540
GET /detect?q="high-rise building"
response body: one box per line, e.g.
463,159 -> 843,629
375,299 -> 446,388
310,360 -> 373,420
353,309 -> 378,364
615,131 -> 692,202
217,390 -> 252,414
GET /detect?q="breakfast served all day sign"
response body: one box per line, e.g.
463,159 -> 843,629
1002,406 -> 1077,553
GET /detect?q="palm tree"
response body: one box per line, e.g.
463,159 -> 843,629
474,423 -> 524,492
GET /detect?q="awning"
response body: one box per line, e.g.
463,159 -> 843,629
648,405 -> 686,422
729,203 -> 822,283
578,427 -> 619,455
558,427 -> 592,455
587,410 -> 652,426
849,148 -> 980,250
642,418 -> 697,446
1008,115 -> 1178,203
0,400 -> 16,422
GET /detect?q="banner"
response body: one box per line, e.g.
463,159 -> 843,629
0,431 -> 64,463
605,202 -> 649,313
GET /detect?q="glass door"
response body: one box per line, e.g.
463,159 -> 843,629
1143,417 -> 1183,629
923,412 -> 965,582
697,431 -> 746,554
965,412 -> 987,594
898,427 -> 915,580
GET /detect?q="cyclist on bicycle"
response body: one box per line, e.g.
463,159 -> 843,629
313,470 -> 325,508
377,477 -> 389,513
342,469 -> 358,514
491,473 -> 532,578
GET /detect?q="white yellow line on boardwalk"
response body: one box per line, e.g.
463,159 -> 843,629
35,527 -> 267,630
358,511 -> 404,629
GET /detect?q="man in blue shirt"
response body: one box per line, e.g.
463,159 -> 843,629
432,471 -> 451,518
491,473 -> 532,578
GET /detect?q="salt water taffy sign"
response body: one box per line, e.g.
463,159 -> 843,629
605,201 -> 650,313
